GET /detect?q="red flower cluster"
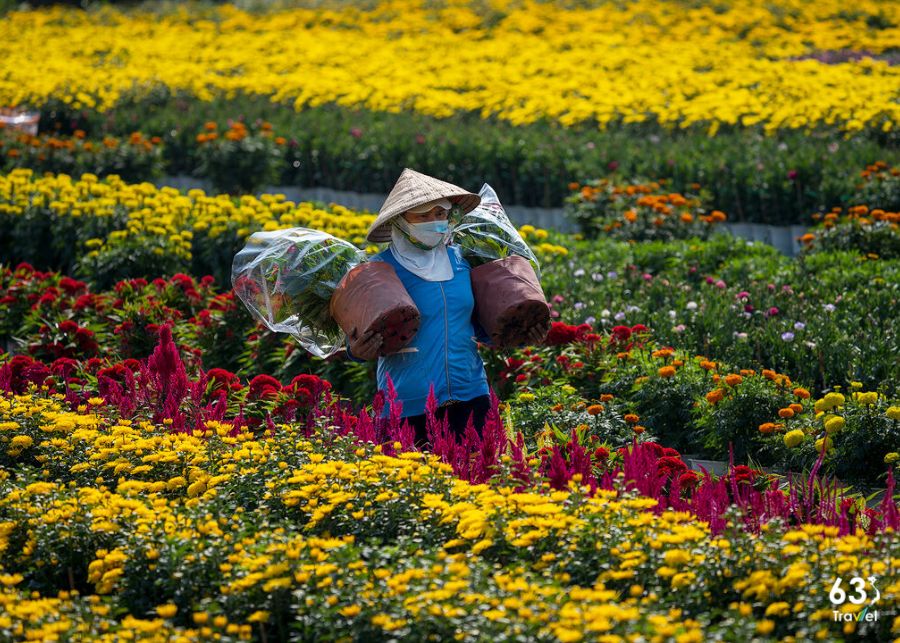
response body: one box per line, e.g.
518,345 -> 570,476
544,322 -> 596,346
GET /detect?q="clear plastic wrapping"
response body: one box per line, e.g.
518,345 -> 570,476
231,227 -> 365,358
453,183 -> 541,279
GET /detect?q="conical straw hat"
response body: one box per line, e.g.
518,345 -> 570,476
366,168 -> 481,243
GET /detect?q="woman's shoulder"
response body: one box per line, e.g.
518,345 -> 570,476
370,247 -> 392,264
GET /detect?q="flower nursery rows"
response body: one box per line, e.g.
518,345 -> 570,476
4,2 -> 900,223
1,164 -> 899,641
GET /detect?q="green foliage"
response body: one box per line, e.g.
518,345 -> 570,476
695,376 -> 795,464
193,121 -> 285,195
38,92 -> 900,224
0,128 -> 164,182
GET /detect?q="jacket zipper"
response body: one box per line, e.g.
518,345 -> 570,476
438,282 -> 452,399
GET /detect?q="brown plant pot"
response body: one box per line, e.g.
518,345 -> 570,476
470,255 -> 550,348
330,262 -> 420,356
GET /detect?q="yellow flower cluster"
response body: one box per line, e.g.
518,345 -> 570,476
2,1 -> 898,133
0,169 -> 379,259
1,389 -> 898,641
0,170 -> 562,268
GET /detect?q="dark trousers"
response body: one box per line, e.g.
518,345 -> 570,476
404,395 -> 491,449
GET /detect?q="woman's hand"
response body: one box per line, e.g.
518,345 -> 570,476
351,328 -> 383,360
524,324 -> 547,346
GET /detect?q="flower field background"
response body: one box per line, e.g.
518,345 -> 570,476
2,0 -> 900,641
2,0 -> 900,221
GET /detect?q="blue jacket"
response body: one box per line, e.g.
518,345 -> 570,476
347,244 -> 491,417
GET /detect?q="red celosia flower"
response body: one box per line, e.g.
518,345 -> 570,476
610,325 -> 632,343
248,374 -> 281,400
59,277 -> 87,295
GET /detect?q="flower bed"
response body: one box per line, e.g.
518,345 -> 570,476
0,327 -> 898,640
3,2 -> 898,135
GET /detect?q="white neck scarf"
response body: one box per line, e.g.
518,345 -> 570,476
389,225 -> 453,281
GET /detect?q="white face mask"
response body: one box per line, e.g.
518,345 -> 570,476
396,218 -> 452,249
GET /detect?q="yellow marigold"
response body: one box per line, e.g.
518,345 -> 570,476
888,406 -> 900,421
854,391 -> 878,406
156,604 -> 177,618
824,417 -> 845,434
784,430 -> 805,448
765,602 -> 791,618
823,392 -> 845,408
815,437 -> 833,453
663,549 -> 691,566
884,452 -> 899,464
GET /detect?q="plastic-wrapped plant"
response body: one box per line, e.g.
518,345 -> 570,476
453,183 -> 541,279
232,227 -> 365,358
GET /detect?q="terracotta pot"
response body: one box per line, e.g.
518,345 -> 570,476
330,262 -> 420,356
470,255 -> 550,348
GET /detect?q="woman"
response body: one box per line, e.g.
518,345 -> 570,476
346,168 -> 544,448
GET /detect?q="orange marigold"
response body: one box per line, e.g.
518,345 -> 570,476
706,389 -> 724,405
633,425 -> 646,434
600,394 -> 614,402
789,403 -> 804,414
724,374 -> 743,387
758,422 -> 777,434
793,387 -> 811,399
778,408 -> 795,419
700,360 -> 716,371
624,414 -> 640,424
587,404 -> 604,415
658,366 -> 677,378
